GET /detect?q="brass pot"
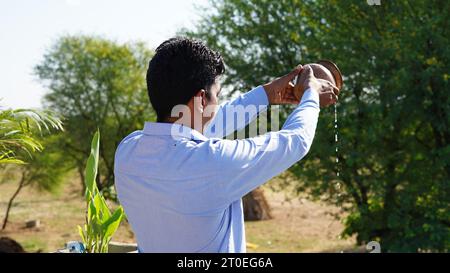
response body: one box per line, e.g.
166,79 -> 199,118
292,60 -> 343,98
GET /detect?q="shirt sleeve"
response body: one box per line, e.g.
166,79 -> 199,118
196,88 -> 320,210
203,86 -> 269,138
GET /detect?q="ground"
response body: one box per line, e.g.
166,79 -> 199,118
0,174 -> 357,253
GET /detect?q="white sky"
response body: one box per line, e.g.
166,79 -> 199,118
0,0 -> 208,108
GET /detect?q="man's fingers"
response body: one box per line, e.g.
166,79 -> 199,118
320,91 -> 338,107
285,83 -> 295,92
329,82 -> 340,95
302,65 -> 313,79
330,92 -> 338,105
291,64 -> 303,76
327,91 -> 338,101
332,93 -> 338,102
298,65 -> 315,89
281,64 -> 303,84
317,79 -> 339,94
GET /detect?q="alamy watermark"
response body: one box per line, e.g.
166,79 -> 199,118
367,0 -> 381,6
366,241 -> 381,253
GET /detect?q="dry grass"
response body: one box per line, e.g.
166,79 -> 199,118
245,187 -> 357,252
0,174 -> 357,253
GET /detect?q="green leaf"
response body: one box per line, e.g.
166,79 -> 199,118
88,199 -> 97,221
94,193 -> 111,222
0,108 -> 63,166
84,130 -> 100,200
91,215 -> 102,235
101,206 -> 124,240
77,225 -> 87,246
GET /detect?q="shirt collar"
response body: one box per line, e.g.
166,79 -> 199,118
143,122 -> 208,142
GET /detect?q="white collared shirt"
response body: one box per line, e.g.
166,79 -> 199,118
114,86 -> 320,252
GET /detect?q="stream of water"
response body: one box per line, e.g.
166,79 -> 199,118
335,104 -> 339,174
334,104 -> 342,192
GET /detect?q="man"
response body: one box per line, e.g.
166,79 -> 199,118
114,37 -> 338,253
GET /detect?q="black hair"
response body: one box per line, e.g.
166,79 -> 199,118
146,37 -> 225,122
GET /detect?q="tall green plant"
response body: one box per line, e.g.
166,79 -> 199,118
77,131 -> 124,253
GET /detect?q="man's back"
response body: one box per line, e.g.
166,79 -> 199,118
114,124 -> 246,252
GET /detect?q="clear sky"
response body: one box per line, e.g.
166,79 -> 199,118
0,0 -> 208,109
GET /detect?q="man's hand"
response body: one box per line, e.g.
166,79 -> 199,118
296,65 -> 339,108
263,65 -> 303,105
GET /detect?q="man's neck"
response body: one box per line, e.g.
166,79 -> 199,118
162,117 -> 203,133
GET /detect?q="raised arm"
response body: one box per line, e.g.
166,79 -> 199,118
203,86 -> 269,138
204,66 -> 305,138
173,66 -> 339,213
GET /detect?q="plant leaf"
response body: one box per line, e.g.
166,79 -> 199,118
84,130 -> 100,200
94,193 -> 111,222
77,225 -> 87,246
101,206 -> 124,240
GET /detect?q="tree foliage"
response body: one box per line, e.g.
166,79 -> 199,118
0,108 -> 63,164
186,0 -> 450,252
35,35 -> 155,194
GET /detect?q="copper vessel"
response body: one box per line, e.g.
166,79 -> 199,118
292,60 -> 343,96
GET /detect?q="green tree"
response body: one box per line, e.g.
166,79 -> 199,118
0,108 -> 64,229
186,0 -> 450,252
35,35 -> 155,195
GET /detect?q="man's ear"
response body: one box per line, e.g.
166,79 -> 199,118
194,89 -> 207,111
